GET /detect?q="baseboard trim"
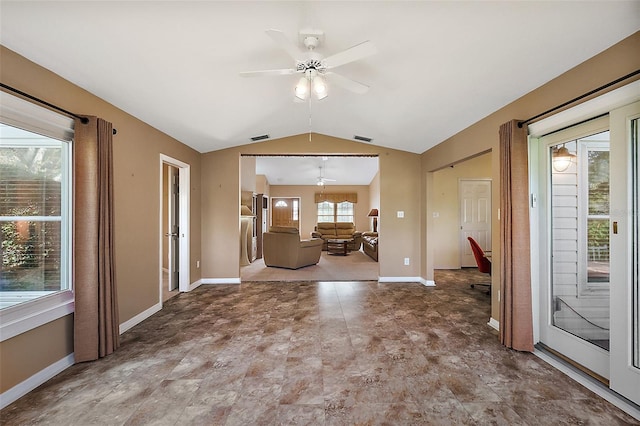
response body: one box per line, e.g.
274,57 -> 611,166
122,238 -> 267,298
119,303 -> 161,335
378,276 -> 423,283
201,278 -> 241,285
487,317 -> 500,331
420,279 -> 436,287
0,353 -> 74,410
189,279 -> 202,291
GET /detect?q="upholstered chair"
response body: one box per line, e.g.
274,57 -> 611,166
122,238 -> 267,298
263,227 -> 323,269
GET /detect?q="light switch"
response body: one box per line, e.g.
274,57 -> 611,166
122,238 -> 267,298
397,211 -> 404,218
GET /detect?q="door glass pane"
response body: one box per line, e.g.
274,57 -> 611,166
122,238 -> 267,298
587,148 -> 610,283
550,131 -> 610,351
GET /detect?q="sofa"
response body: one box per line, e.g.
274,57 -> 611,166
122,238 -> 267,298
311,222 -> 362,251
362,232 -> 378,261
263,226 -> 323,269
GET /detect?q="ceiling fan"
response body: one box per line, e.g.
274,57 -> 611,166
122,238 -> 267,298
240,29 -> 377,99
317,165 -> 336,186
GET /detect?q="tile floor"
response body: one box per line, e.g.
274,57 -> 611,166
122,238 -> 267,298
1,269 -> 637,425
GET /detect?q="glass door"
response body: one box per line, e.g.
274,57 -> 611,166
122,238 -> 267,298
536,102 -> 640,405
539,116 -> 611,379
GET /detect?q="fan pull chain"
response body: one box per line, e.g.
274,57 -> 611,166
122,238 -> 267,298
308,93 -> 312,142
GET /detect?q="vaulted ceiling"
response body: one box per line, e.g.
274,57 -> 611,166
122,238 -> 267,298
1,1 -> 638,157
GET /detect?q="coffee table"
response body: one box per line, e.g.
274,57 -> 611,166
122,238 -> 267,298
326,238 -> 353,256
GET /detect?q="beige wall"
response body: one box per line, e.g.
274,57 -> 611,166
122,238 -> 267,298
269,185 -> 371,239
432,153 -> 492,269
240,156 -> 257,193
256,174 -> 269,195
201,133 -> 421,280
0,316 -> 73,392
421,31 -> 640,321
0,46 -> 202,393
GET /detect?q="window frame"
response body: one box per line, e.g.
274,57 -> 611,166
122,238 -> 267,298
0,92 -> 74,342
317,200 -> 355,223
577,138 -> 611,295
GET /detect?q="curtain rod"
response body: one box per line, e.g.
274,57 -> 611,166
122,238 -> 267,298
0,82 -> 117,135
517,69 -> 640,128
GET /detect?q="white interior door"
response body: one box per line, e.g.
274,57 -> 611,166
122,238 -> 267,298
459,179 -> 492,267
168,166 -> 179,291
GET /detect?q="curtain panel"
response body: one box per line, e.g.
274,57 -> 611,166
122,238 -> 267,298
314,192 -> 357,203
499,120 -> 534,352
73,116 -> 119,362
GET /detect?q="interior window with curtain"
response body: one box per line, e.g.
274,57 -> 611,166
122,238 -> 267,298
317,201 -> 334,222
317,200 -> 354,222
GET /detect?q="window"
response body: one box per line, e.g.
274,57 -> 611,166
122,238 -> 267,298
317,201 -> 354,223
578,133 -> 610,291
1,127 -> 71,308
0,92 -> 74,341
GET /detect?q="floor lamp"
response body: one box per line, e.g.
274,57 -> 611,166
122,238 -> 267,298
368,208 -> 379,233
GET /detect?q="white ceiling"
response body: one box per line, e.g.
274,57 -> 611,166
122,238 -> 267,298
254,155 -> 379,186
0,1 -> 638,157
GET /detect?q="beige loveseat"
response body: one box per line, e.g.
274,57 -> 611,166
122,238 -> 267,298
311,222 -> 362,251
263,227 -> 323,269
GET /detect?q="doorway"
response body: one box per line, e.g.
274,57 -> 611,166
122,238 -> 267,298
159,154 -> 190,304
531,101 -> 640,405
271,197 -> 300,228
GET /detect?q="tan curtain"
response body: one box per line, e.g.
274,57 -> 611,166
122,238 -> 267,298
499,120 -> 534,352
74,116 -> 119,362
314,192 -> 357,203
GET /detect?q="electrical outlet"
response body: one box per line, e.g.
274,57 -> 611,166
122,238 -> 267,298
397,211 -> 404,218
404,257 -> 410,265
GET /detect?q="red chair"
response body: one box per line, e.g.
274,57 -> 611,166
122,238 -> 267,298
467,237 -> 491,293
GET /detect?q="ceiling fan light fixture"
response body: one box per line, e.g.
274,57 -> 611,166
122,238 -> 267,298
313,75 -> 327,99
294,76 -> 309,100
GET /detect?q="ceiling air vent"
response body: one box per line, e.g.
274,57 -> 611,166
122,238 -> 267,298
354,135 -> 372,143
250,134 -> 270,142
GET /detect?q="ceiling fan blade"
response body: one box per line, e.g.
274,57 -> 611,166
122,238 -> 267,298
325,72 -> 370,94
239,68 -> 298,77
323,40 -> 377,69
265,29 -> 303,60
323,178 -> 336,182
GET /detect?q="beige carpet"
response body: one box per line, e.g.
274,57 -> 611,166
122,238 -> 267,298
241,249 -> 378,281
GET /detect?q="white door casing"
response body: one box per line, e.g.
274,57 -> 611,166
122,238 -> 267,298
159,154 -> 190,301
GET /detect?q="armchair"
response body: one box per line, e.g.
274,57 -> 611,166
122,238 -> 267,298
263,226 -> 323,269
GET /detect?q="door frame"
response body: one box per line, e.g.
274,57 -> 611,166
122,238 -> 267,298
159,154 -> 190,303
529,82 -> 640,408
